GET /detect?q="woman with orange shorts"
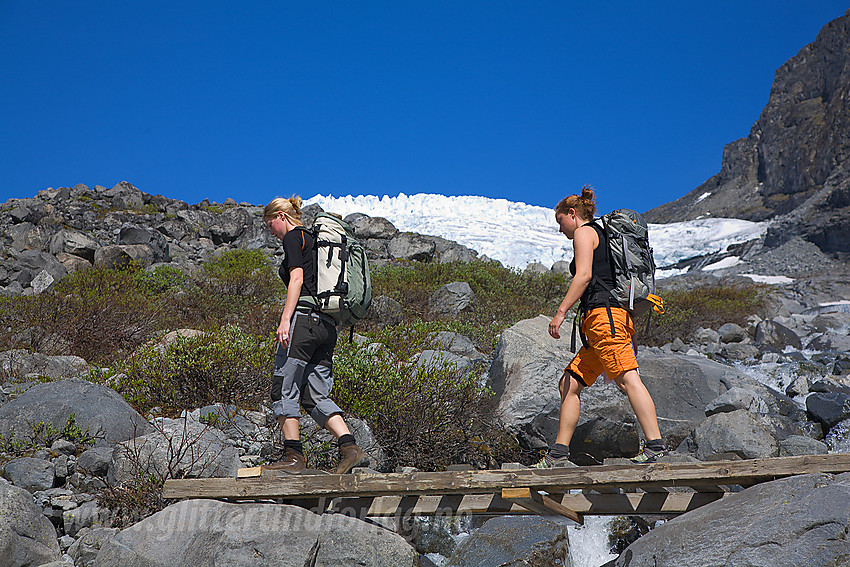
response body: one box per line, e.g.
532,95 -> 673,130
535,186 -> 667,467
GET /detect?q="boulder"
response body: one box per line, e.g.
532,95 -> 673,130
93,499 -> 415,566
432,236 -> 479,263
806,392 -> 850,429
48,229 -> 100,263
720,342 -> 760,361
117,225 -> 170,263
430,331 -> 486,362
367,295 -> 404,328
311,513 -> 417,566
351,216 -> 399,239
8,223 -> 54,253
429,282 -> 476,317
104,181 -> 145,210
754,319 -> 803,351
75,447 -> 114,476
94,244 -> 156,269
0,378 -> 152,446
208,207 -> 251,245
691,327 -> 720,345
67,527 -> 119,567
0,349 -> 89,380
809,332 -> 850,352
63,501 -> 110,537
55,252 -> 93,273
2,457 -> 55,493
107,417 -> 241,485
525,262 -> 549,274
704,387 -> 769,416
551,260 -> 571,275
193,404 -> 261,440
778,435 -> 829,456
414,350 -> 474,376
811,311 -> 850,332
0,478 -> 61,567
387,232 -> 436,262
691,409 -> 779,460
717,323 -> 747,343
489,315 -> 577,452
609,473 -> 850,567
446,515 -> 572,567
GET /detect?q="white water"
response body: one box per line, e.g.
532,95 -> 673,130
568,516 -> 619,566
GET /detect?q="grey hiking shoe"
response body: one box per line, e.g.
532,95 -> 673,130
630,441 -> 668,464
531,453 -> 572,468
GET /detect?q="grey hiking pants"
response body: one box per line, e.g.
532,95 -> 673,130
270,310 -> 342,427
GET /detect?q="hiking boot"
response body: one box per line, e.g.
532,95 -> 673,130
263,447 -> 307,473
630,442 -> 668,464
335,443 -> 366,474
531,453 -> 573,469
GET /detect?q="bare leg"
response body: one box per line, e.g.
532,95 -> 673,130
279,414 -> 352,440
613,369 -> 662,441
323,413 -> 351,439
554,372 -> 584,447
279,416 -> 300,440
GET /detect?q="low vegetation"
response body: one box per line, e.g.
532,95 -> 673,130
0,253 -> 766,473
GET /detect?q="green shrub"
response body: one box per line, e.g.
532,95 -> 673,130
134,265 -> 186,294
115,324 -> 274,415
332,326 -> 520,471
369,261 -> 569,351
0,413 -> 94,457
0,265 -> 170,365
201,249 -> 283,301
98,473 -> 166,529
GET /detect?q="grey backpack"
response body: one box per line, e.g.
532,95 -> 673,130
572,209 -> 664,351
595,209 -> 663,317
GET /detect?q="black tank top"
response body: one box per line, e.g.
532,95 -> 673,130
569,222 -> 615,313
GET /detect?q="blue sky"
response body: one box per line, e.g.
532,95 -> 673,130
1,2 -> 847,215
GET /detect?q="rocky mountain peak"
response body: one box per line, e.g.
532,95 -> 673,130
645,10 -> 850,257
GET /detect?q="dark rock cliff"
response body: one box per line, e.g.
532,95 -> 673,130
645,10 -> 850,255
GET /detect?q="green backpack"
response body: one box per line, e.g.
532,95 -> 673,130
300,212 -> 372,326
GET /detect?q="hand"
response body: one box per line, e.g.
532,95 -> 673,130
276,319 -> 291,348
549,313 -> 565,339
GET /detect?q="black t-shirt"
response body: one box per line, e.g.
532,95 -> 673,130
278,227 -> 318,298
569,222 -> 616,312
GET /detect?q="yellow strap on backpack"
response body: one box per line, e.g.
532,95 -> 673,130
647,293 -> 664,314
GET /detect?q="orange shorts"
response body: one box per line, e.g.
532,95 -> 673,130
566,307 -> 638,387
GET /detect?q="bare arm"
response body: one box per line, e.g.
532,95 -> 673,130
277,267 -> 304,347
549,225 -> 597,339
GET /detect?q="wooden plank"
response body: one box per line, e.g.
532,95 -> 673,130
323,490 -> 729,517
162,454 -> 850,500
237,467 -> 262,478
501,488 -> 583,524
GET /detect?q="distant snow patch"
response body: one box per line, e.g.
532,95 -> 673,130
741,274 -> 794,284
696,192 -> 711,203
306,193 -> 768,271
703,256 -> 741,271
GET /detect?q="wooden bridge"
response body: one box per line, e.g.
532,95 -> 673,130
162,453 -> 850,525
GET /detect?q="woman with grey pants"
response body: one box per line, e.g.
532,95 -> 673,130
263,195 -> 366,474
